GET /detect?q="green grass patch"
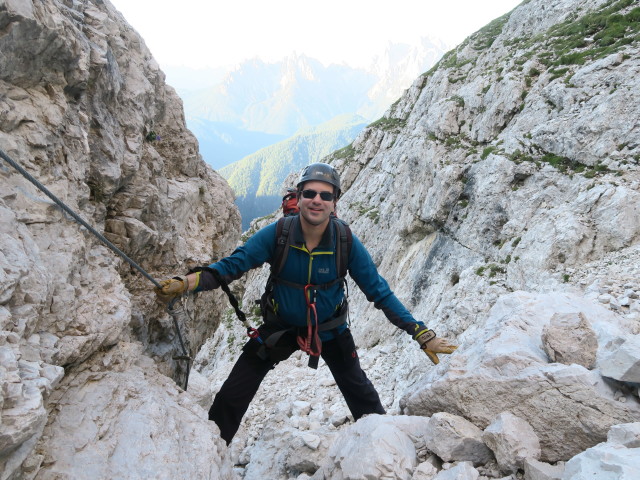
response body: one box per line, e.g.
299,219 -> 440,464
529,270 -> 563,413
508,147 -> 613,178
549,67 -> 570,80
488,264 -> 506,278
445,136 -> 463,148
369,116 -> 407,131
509,149 -> 534,164
546,0 -> 640,65
481,146 -> 497,160
541,153 -> 578,172
449,95 -> 465,107
333,143 -> 356,161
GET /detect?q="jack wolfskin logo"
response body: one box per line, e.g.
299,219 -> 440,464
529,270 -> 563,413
318,268 -> 330,274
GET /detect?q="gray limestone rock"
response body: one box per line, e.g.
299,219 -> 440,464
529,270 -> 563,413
542,312 -> 598,369
523,458 -> 564,480
432,462 -> 479,480
34,342 -> 236,479
482,412 -> 541,474
425,412 -> 494,466
401,292 -> 640,463
562,442 -> 640,480
310,415 -> 430,480
599,335 -> 640,383
607,422 -> 640,448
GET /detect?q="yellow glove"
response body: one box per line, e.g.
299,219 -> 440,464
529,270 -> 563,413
154,276 -> 189,303
413,327 -> 458,365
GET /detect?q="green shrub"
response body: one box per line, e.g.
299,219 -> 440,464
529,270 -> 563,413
481,146 -> 496,160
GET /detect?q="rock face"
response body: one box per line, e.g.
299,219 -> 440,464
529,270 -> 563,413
32,343 -> 235,480
2,0 -> 640,479
197,0 -> 640,478
0,0 -> 239,478
424,412 -> 494,467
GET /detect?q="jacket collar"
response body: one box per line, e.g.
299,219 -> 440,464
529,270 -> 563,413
291,215 -> 335,251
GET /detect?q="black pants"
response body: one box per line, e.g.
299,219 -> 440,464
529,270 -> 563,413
209,328 -> 385,444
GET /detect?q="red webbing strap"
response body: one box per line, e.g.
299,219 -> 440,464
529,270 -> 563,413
297,285 -> 322,367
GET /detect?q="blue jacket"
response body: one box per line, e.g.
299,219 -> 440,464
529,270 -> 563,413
199,218 -> 425,341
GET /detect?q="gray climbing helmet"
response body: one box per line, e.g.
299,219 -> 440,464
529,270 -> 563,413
297,163 -> 341,198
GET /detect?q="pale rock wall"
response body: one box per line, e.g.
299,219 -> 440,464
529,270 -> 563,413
0,0 -> 239,478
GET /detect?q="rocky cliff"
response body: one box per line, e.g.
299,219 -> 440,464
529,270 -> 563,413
2,0 -> 640,479
197,0 -> 640,478
0,0 -> 240,478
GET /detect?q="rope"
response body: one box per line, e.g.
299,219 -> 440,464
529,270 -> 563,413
0,147 -> 191,389
210,269 -> 259,339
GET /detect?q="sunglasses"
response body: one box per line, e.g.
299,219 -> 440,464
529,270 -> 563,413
301,189 -> 336,201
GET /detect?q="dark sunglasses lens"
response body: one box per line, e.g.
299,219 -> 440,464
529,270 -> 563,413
302,189 -> 316,199
319,191 -> 334,201
302,189 -> 334,201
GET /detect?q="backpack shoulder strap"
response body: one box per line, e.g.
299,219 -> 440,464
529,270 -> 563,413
332,217 -> 352,278
272,215 -> 298,276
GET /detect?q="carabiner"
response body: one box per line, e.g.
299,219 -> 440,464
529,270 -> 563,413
304,284 -> 317,307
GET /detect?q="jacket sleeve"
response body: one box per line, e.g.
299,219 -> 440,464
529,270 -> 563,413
192,222 -> 277,292
347,234 -> 426,336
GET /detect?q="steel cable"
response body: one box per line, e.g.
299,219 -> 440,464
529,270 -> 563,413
1,147 -> 191,389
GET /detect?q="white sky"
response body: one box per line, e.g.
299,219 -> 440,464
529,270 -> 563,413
110,0 -> 522,69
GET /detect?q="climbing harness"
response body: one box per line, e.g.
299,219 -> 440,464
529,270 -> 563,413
0,147 -> 192,390
252,215 -> 352,368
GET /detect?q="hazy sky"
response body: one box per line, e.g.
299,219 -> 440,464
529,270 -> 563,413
110,0 -> 522,69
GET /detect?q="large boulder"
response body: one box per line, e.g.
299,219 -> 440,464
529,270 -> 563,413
541,312 -> 598,369
33,342 -> 237,479
401,292 -> 640,462
482,412 -> 541,474
424,412 -> 494,466
311,415 -> 430,480
562,423 -> 640,480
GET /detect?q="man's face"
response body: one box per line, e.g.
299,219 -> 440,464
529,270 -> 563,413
297,180 -> 336,227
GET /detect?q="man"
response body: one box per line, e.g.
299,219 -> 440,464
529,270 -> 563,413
155,162 -> 457,444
